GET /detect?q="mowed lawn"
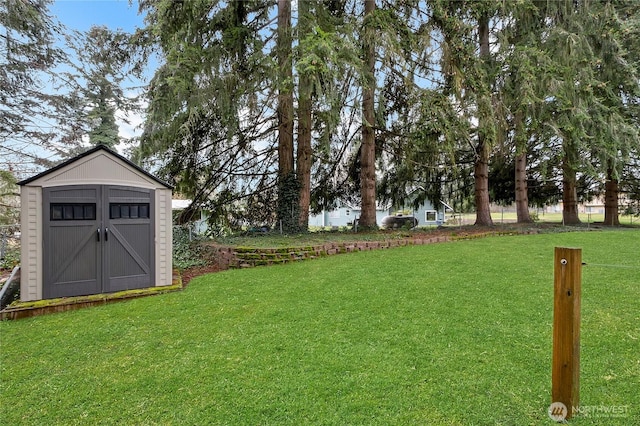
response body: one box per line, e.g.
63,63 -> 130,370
1,231 -> 638,425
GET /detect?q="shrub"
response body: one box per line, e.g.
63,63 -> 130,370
0,246 -> 19,271
173,225 -> 207,270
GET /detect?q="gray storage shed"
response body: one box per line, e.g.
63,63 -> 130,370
18,145 -> 173,301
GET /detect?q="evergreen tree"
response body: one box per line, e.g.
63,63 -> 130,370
540,0 -> 640,225
133,0 -> 638,232
296,0 -> 313,230
498,1 -> 548,223
63,26 -> 138,150
0,0 -> 70,173
276,0 -> 300,233
294,0 -> 351,229
375,1 -> 459,213
138,0 -> 278,228
473,6 -> 496,226
359,0 -> 377,228
586,1 -> 640,226
429,0 -> 500,225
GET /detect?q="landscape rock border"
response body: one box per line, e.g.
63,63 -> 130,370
184,227 -> 545,285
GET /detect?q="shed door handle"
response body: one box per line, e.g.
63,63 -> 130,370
105,227 -> 109,241
97,228 -> 101,241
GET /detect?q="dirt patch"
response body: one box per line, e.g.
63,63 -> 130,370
181,264 -> 224,287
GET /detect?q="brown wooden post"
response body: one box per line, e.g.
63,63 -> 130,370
552,247 -> 582,419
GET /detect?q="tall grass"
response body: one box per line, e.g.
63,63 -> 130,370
1,231 -> 638,425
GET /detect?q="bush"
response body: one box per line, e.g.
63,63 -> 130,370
1,228 -> 20,272
0,246 -> 19,271
173,225 -> 207,270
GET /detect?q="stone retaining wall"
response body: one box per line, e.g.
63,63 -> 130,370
208,236 -> 451,269
206,229 -> 542,270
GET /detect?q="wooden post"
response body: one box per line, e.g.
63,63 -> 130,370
552,247 -> 582,419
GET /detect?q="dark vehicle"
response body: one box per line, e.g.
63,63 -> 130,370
247,225 -> 271,233
381,214 -> 418,229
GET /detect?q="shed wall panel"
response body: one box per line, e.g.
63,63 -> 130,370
20,186 -> 42,301
155,189 -> 172,286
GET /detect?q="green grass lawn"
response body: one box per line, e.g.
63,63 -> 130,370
1,230 -> 638,425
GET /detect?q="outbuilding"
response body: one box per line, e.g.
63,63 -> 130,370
18,145 -> 173,301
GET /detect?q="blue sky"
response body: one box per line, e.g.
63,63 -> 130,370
51,0 -> 145,32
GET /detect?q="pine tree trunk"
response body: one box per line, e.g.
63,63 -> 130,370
296,0 -> 312,231
474,12 -> 493,227
474,142 -> 493,226
277,0 -> 294,177
514,110 -> 532,223
359,0 -> 377,229
562,155 -> 581,225
515,153 -> 532,223
505,9 -> 533,225
604,167 -> 620,226
276,0 -> 297,232
297,83 -> 312,230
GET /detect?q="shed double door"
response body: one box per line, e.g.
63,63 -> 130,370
43,185 -> 155,299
